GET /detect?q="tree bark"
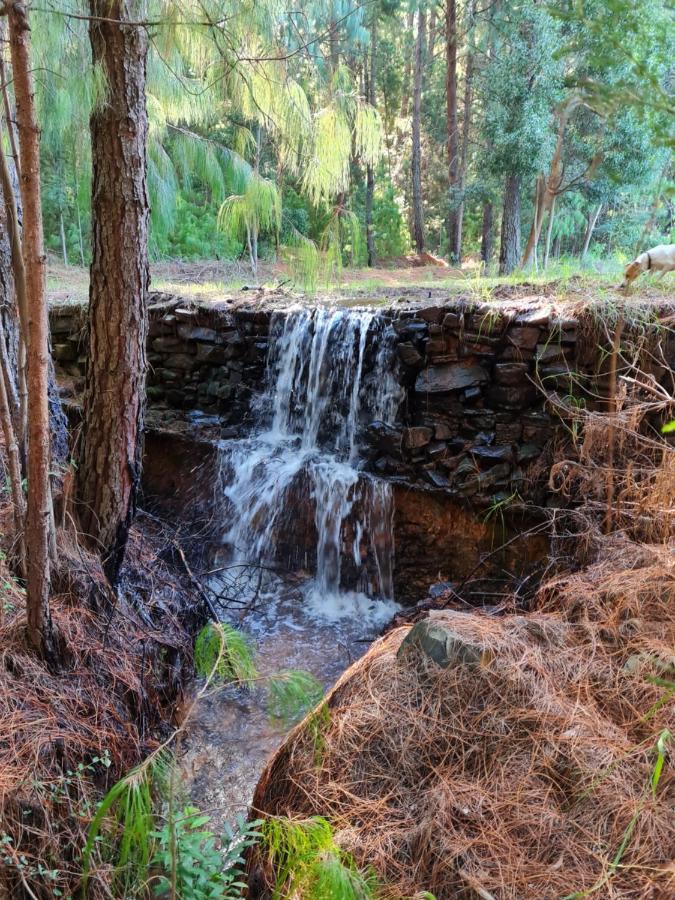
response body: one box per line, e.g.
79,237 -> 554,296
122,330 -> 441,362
77,0 -> 149,582
0,117 -> 28,450
8,0 -> 56,661
499,173 -> 521,275
453,45 -> 474,264
581,202 -> 603,259
446,0 -> 459,262
521,97 -> 581,269
365,20 -> 377,267
543,193 -> 556,270
411,8 -> 426,253
480,200 -> 493,265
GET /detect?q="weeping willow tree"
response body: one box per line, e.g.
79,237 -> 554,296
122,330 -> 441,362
30,0 -> 383,277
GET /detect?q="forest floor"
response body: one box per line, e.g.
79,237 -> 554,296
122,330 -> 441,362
46,256 -> 675,307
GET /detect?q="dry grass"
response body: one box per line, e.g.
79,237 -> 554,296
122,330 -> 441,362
249,540 -> 675,898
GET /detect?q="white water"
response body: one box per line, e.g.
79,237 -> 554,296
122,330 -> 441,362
218,306 -> 401,621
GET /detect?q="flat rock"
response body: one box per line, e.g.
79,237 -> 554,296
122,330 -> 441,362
415,363 -> 488,394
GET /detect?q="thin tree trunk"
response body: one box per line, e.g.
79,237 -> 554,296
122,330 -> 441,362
453,44 -> 474,264
411,8 -> 426,253
427,6 -> 437,59
581,202 -> 603,260
77,0 -> 149,582
480,200 -> 493,265
59,210 -> 68,266
0,317 -> 25,573
0,117 -> 28,451
0,25 -> 20,180
499,173 -> 521,276
365,20 -> 377,267
399,10 -> 415,121
8,0 -> 56,661
543,193 -> 556,270
446,0 -> 459,262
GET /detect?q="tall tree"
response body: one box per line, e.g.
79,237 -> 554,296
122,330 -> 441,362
445,0 -> 459,261
411,5 -> 426,253
76,0 -> 149,582
365,11 -> 377,267
6,0 -> 56,659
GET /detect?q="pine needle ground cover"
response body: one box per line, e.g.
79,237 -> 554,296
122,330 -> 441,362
0,522 -> 197,899
250,541 -> 675,899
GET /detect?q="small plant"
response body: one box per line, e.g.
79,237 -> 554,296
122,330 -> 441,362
151,808 -> 261,899
267,670 -> 325,726
194,622 -> 257,687
262,815 -> 378,899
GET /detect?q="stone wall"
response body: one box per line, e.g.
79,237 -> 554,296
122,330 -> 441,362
50,292 -> 674,515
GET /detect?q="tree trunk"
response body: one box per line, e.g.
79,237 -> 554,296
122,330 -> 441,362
365,21 -> 377,267
480,201 -> 494,265
581,202 -> 603,259
59,210 -> 68,266
0,174 -> 24,572
521,97 -> 581,269
0,117 -> 28,451
8,0 -> 56,661
411,8 -> 426,253
77,0 -> 149,582
399,10 -> 415,121
499,173 -> 521,275
453,45 -> 474,264
543,193 -> 556,270
446,0 -> 459,262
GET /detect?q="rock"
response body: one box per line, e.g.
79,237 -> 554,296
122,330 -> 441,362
515,306 -> 552,326
486,384 -> 538,409
494,362 -> 529,386
424,469 -> 450,488
415,363 -> 488,394
428,441 -> 449,460
164,353 -> 197,372
535,343 -> 566,363
196,343 -> 229,364
403,426 -> 433,450
52,343 -> 78,362
434,422 -> 456,440
471,444 -> 513,463
395,320 -> 428,338
517,443 -> 541,462
495,421 -> 522,444
417,305 -> 445,324
177,324 -> 219,343
398,617 -> 484,669
507,326 -> 540,351
442,311 -> 463,330
397,342 -> 424,367
152,336 -> 183,352
367,421 -> 403,455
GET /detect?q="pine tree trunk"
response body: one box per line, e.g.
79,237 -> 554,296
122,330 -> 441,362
8,0 -> 56,661
446,0 -> 459,262
499,173 -> 521,275
453,46 -> 473,264
365,22 -> 377,267
77,0 -> 149,582
411,8 -> 426,253
480,201 -> 494,265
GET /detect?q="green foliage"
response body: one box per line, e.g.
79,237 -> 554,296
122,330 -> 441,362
266,670 -> 325,726
194,623 -> 257,687
372,184 -> 409,259
262,816 -> 378,899
82,750 -> 172,894
151,808 -> 261,899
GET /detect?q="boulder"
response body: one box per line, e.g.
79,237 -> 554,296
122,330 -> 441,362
398,616 -> 484,669
397,342 -> 424,367
403,426 -> 433,450
415,363 -> 488,394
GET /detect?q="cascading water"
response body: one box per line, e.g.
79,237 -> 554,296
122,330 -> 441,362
218,306 -> 401,620
185,308 -> 402,822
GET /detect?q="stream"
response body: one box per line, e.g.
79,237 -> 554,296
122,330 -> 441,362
181,307 -> 403,826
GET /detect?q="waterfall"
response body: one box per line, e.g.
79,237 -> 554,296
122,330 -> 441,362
219,306 -> 400,619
